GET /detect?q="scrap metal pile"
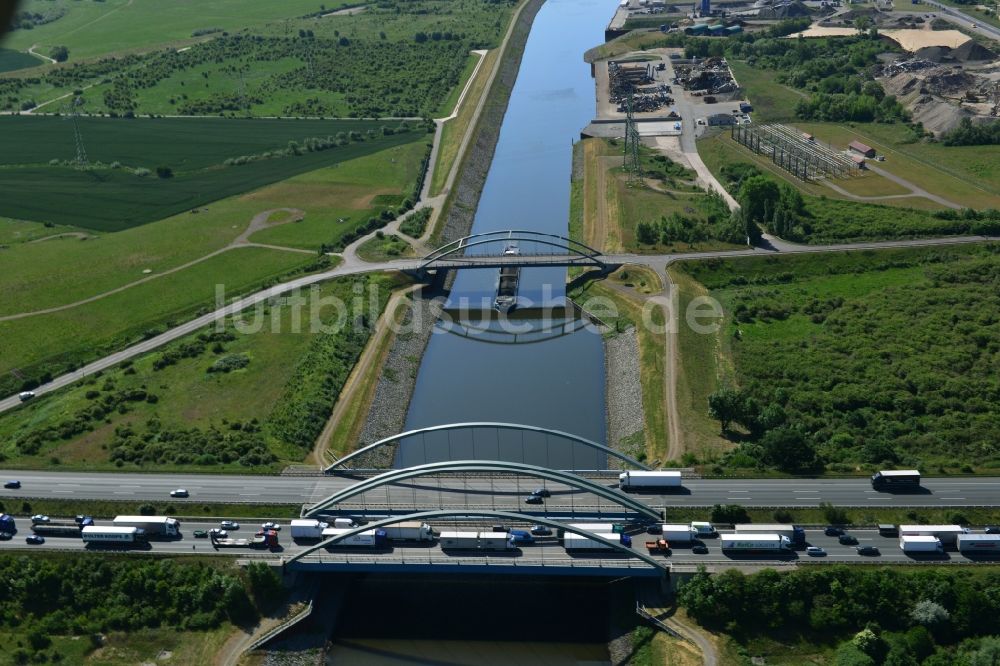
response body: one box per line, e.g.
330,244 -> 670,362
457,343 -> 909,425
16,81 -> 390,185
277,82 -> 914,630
608,60 -> 673,112
673,57 -> 737,95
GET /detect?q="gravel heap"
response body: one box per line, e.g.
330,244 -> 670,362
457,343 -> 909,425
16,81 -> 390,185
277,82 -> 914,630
356,297 -> 440,449
605,327 -> 646,457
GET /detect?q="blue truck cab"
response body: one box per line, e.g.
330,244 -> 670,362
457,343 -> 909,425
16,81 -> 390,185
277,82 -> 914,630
509,529 -> 534,545
0,514 -> 16,535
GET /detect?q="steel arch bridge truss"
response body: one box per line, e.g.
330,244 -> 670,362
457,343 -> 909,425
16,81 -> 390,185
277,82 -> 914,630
306,459 -> 659,521
416,230 -> 614,273
323,422 -> 650,472
285,509 -> 668,573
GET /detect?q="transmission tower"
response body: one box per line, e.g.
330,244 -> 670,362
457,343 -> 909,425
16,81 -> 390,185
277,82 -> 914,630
623,91 -> 642,185
63,97 -> 88,167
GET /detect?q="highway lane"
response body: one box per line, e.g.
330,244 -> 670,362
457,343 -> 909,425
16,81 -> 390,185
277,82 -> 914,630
920,0 -> 1000,42
2,519 -> 995,568
4,470 -> 1000,508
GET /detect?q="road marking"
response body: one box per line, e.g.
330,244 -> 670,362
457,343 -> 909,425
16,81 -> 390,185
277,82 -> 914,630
940,497 -> 965,500
797,498 -> 821,501
52,490 -> 72,494
113,492 -> 135,495
727,497 -> 751,501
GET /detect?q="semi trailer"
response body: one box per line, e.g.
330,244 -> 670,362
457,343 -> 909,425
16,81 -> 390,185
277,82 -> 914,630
290,519 -> 329,540
720,534 -> 791,552
32,517 -> 93,537
899,535 -> 944,553
382,521 -> 435,542
439,531 -> 480,550
898,525 -> 969,546
478,532 -> 516,551
563,532 -> 617,551
82,526 -> 147,544
734,524 -> 806,546
660,524 -> 695,543
214,530 -> 279,549
321,528 -> 387,548
957,534 -> 1000,554
619,471 -> 682,491
112,516 -> 180,537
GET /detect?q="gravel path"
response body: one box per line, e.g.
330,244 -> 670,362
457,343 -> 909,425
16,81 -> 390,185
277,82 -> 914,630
605,327 -> 646,464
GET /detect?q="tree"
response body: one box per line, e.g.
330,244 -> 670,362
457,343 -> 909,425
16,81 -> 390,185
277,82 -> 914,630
761,427 -> 821,472
708,388 -> 742,433
155,166 -> 173,179
821,502 -> 851,526
414,31 -> 428,43
245,561 -> 283,612
711,503 -> 751,524
636,221 -> 657,244
49,45 -> 69,62
911,600 -> 950,627
737,175 -> 781,225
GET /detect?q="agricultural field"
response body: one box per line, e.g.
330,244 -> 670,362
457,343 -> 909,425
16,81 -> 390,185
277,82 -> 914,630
0,0 -> 516,119
0,273 -> 402,471
0,48 -> 42,73
673,244 -> 1000,474
0,115 -> 427,230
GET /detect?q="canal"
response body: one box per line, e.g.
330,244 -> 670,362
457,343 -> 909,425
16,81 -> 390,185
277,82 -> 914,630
400,0 -> 617,471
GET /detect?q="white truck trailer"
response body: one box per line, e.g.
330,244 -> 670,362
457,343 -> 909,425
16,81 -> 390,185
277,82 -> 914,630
439,531 -> 479,550
957,534 -> 1000,554
563,531 -> 616,551
900,535 -> 944,553
660,524 -> 696,543
290,519 -> 329,540
112,516 -> 180,537
568,523 -> 615,534
619,470 -> 682,491
321,527 -> 385,547
82,526 -> 146,544
899,525 -> 969,546
382,521 -> 435,542
720,533 -> 791,552
478,532 -> 516,551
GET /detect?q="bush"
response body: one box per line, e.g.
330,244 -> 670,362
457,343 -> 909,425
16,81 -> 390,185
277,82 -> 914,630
710,504 -> 751,524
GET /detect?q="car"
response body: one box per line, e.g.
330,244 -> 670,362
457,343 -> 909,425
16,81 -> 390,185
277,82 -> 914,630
529,525 -> 552,536
972,22 -> 978,28
262,522 -> 281,531
985,526 -> 1000,534
531,488 -> 551,498
18,391 -> 35,402
209,528 -> 228,538
824,526 -> 845,536
491,525 -> 509,533
524,494 -> 544,504
692,544 -> 709,554
193,530 -> 208,538
3,480 -> 20,489
26,535 -> 45,545
807,546 -> 827,557
220,521 -> 240,530
170,489 -> 189,498
510,530 -> 534,545
838,534 -> 859,545
30,515 -> 50,525
74,515 -> 89,525
856,545 -> 881,556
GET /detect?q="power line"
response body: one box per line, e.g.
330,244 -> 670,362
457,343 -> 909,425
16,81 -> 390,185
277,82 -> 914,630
623,91 -> 642,185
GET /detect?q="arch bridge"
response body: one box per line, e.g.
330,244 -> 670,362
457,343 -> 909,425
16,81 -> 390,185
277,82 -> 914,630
323,422 -> 649,472
307,459 -> 658,520
285,509 -> 668,577
405,230 -> 620,280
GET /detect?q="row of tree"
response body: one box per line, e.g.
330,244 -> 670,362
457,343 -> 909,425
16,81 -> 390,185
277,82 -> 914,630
942,118 -> 1000,146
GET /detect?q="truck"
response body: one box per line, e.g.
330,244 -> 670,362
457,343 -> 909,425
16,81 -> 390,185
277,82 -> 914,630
898,525 -> 969,547
112,516 -> 180,537
645,538 -> 670,554
478,532 -> 516,551
871,470 -> 921,490
691,522 -> 716,537
660,524 -> 695,543
900,535 -> 944,553
321,527 -> 386,548
382,521 -> 435,542
734,524 -> 806,547
332,518 -> 355,529
957,534 -> 1000,554
439,531 -> 479,550
720,533 -> 791,552
32,517 -> 93,537
214,530 -> 278,549
290,519 -> 329,540
568,523 -> 616,535
564,531 -> 616,551
82,526 -> 147,544
618,471 -> 682,491
0,513 -> 15,535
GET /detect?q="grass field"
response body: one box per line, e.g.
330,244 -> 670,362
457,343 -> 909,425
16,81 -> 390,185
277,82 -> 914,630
2,0 -> 353,60
728,60 -> 804,124
0,116 -> 424,230
0,48 -> 43,73
430,48 -> 500,197
0,274 -> 396,471
673,244 -> 1000,474
357,233 -> 415,262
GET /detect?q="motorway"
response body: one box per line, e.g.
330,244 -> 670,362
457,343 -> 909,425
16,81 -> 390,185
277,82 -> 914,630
3,470 -> 1000,508
920,0 -> 1000,42
0,516 -> 995,568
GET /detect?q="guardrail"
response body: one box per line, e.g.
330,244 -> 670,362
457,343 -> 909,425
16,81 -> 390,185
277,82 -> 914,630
244,599 -> 315,653
290,553 -> 655,569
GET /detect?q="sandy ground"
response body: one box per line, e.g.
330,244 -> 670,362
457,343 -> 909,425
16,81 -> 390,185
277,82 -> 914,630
789,26 -> 971,50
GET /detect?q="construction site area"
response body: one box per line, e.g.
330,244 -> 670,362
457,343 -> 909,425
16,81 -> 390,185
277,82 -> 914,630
672,56 -> 740,100
608,60 -> 675,113
731,123 -> 862,181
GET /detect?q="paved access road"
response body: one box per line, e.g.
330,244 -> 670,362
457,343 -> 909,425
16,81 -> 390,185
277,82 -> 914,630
3,470 -> 999,507
920,0 -> 1000,42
